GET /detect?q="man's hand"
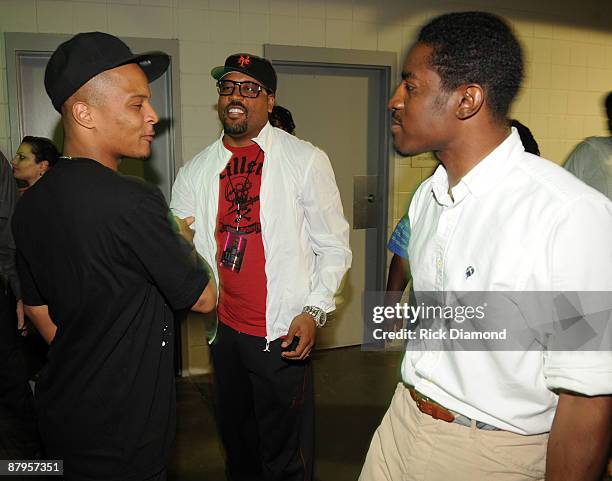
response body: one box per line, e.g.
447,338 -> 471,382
174,216 -> 195,245
281,313 -> 317,360
16,299 -> 27,336
24,304 -> 57,344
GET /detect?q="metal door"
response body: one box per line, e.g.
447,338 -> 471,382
266,47 -> 395,348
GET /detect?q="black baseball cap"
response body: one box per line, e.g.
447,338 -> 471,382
211,53 -> 277,93
45,32 -> 170,112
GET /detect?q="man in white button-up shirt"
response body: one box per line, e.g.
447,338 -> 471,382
171,54 -> 351,481
360,12 -> 612,481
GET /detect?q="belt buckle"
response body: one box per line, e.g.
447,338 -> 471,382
416,398 -> 432,416
432,405 -> 455,423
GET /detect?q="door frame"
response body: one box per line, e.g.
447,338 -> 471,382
264,44 -> 397,292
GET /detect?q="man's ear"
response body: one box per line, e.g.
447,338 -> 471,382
267,94 -> 276,114
456,85 -> 484,120
71,101 -> 96,130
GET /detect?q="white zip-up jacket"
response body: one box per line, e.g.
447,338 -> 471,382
170,123 -> 352,343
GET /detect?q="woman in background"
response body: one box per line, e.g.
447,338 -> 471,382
12,136 -> 60,189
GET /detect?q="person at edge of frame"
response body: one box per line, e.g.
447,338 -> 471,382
0,148 -> 43,462
359,11 -> 612,481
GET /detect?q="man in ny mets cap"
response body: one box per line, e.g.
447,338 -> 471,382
171,53 -> 351,480
12,32 -> 216,481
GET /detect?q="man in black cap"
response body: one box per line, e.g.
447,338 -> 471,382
12,32 -> 216,481
171,54 -> 351,480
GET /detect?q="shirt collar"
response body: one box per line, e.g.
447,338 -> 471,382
252,121 -> 273,151
431,163 -> 452,206
430,127 -> 524,206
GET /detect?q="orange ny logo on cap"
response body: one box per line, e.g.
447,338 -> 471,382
238,55 -> 251,67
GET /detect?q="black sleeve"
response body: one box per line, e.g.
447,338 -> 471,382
15,249 -> 44,306
120,187 -> 210,311
0,154 -> 21,299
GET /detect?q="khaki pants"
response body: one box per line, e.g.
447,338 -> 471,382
359,383 -> 548,481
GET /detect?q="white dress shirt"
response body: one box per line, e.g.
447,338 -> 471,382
403,128 -> 612,434
171,123 -> 352,344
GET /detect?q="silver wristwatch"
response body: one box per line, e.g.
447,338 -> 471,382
302,306 -> 327,328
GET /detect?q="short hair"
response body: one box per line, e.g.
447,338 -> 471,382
510,119 -> 540,156
63,70 -> 113,114
417,11 -> 524,120
269,105 -> 295,135
605,91 -> 612,121
21,136 -> 61,167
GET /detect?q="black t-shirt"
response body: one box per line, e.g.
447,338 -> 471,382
12,158 -> 209,481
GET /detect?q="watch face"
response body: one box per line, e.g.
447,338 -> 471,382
304,306 -> 325,327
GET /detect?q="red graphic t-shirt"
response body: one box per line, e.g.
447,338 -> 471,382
216,142 -> 267,337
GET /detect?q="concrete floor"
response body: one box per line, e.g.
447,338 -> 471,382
169,347 -> 612,481
9,340 -> 612,480
168,346 -> 404,481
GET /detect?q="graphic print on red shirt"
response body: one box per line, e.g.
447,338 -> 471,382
216,142 -> 267,337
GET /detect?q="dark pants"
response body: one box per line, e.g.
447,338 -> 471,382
0,286 -> 42,459
210,322 -> 314,481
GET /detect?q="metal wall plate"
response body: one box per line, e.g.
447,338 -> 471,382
353,175 -> 379,229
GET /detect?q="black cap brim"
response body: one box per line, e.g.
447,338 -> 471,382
117,51 -> 170,83
211,65 -> 275,92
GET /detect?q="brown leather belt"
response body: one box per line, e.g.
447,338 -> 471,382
408,386 -> 455,423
